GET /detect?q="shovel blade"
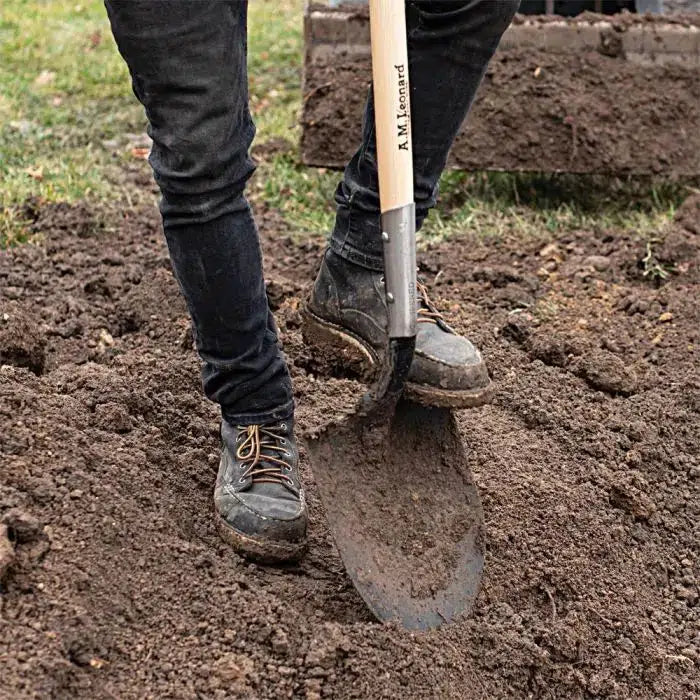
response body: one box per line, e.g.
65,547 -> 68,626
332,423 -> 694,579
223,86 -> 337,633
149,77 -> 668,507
306,399 -> 483,630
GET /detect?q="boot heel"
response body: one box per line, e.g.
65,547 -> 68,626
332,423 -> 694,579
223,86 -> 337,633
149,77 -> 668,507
301,306 -> 377,380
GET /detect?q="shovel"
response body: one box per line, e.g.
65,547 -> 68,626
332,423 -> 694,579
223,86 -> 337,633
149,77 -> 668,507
305,0 -> 484,630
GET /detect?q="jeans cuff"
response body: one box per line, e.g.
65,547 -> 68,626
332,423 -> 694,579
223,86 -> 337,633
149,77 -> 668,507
221,398 -> 295,427
329,235 -> 384,272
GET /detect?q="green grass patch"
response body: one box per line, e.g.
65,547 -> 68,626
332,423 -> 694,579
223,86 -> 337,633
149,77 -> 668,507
0,0 -> 147,245
419,171 -> 685,246
252,154 -> 337,235
0,0 -> 689,249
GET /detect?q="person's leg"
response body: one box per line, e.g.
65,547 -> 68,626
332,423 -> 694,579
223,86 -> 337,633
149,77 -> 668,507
306,0 -> 519,407
105,0 -> 306,562
332,0 -> 519,268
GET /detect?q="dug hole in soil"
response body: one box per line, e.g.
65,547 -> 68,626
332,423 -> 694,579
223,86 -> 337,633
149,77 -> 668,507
1,189 -> 699,698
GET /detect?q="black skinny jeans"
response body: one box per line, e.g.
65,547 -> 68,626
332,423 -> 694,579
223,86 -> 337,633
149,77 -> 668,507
105,0 -> 519,426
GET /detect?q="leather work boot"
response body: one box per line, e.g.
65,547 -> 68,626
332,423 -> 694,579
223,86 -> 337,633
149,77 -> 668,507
303,250 -> 493,408
215,420 -> 307,563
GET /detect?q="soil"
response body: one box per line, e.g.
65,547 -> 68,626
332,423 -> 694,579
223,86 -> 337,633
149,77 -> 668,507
1,192 -> 699,698
301,12 -> 700,175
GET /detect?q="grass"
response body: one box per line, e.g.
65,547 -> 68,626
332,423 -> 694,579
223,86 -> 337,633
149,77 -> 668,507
0,0 -> 689,249
0,0 -> 145,245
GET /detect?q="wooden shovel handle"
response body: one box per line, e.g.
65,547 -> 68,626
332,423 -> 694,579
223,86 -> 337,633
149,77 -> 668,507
369,0 -> 414,214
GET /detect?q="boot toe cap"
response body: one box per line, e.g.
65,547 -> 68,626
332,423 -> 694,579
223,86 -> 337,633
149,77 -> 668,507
215,485 -> 308,563
409,328 -> 490,392
216,486 -> 308,542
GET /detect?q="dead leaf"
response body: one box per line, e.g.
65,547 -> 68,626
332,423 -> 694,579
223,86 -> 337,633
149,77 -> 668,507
34,70 -> 56,87
98,329 -> 114,347
25,166 -> 44,181
130,147 -> 150,160
539,242 -> 561,259
88,30 -> 102,50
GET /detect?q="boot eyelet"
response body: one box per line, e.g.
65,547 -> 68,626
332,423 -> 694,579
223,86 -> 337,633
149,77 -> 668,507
280,438 -> 286,445
239,477 -> 246,483
284,465 -> 292,472
280,423 -> 287,431
284,450 -> 292,457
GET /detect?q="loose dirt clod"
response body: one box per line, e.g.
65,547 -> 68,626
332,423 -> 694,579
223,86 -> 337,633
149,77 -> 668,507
575,349 -> 639,395
2,508 -> 43,543
0,197 -> 698,698
0,302 -> 47,375
0,524 -> 16,584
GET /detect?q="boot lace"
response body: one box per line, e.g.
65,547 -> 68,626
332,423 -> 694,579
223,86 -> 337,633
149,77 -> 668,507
235,425 -> 294,487
416,280 -> 446,325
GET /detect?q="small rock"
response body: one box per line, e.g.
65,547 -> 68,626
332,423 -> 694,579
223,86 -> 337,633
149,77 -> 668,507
271,628 -> 290,656
680,647 -> 698,663
658,312 -> 674,323
618,636 -> 636,653
98,328 -> 115,349
584,255 -> 610,272
539,243 -> 561,259
2,508 -> 42,543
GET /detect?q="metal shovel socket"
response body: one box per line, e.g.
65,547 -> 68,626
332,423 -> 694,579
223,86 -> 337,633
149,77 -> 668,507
358,202 -> 417,422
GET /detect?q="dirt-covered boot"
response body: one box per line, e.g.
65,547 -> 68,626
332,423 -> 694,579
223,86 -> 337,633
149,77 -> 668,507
215,420 -> 307,563
303,250 -> 493,408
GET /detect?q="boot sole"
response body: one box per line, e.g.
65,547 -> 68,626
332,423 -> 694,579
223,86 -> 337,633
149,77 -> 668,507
301,305 -> 495,409
215,515 -> 307,564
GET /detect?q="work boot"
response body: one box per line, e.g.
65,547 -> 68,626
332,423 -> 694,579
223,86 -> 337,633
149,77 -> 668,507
215,419 -> 307,563
303,250 -> 493,408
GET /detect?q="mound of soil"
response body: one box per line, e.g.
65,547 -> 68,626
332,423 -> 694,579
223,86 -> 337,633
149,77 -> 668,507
302,12 -> 700,175
1,195 -> 698,698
